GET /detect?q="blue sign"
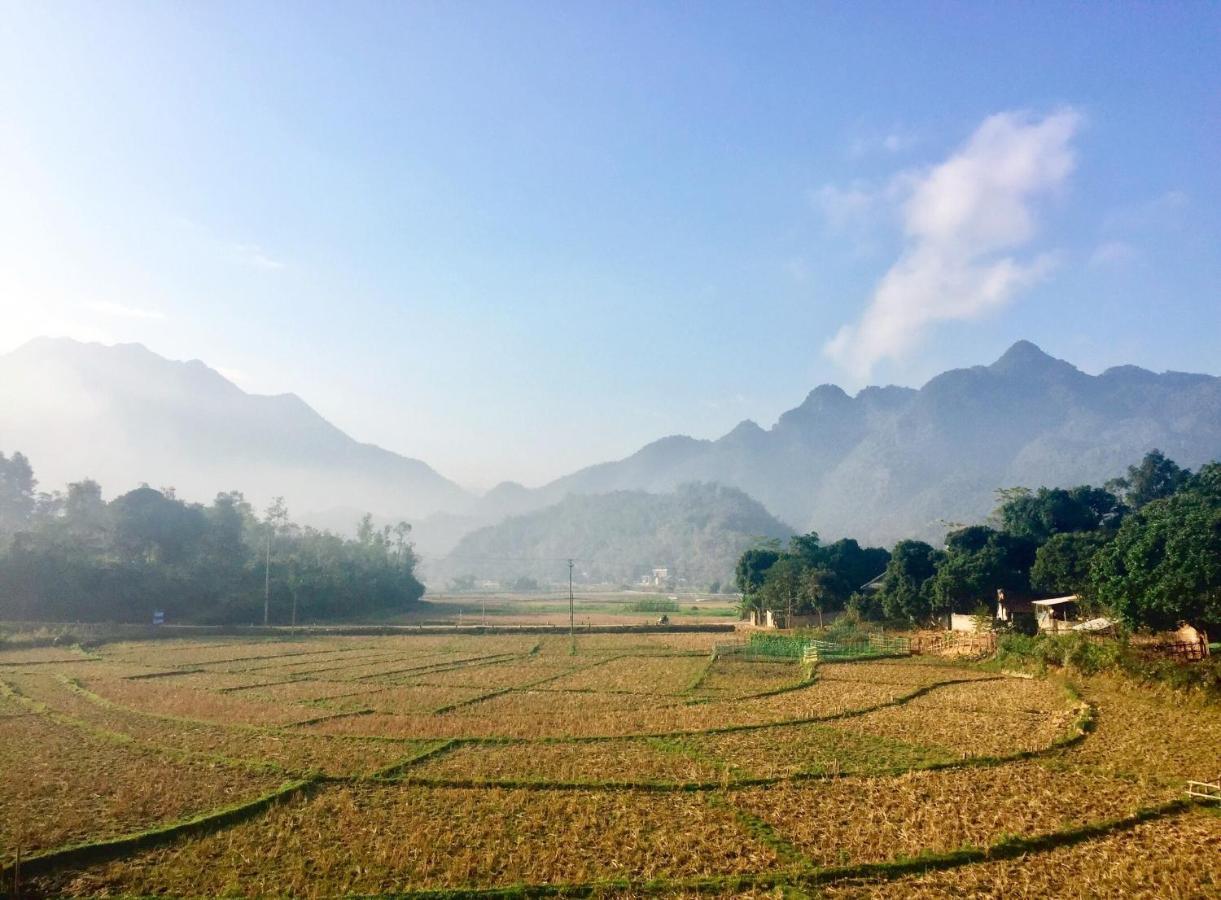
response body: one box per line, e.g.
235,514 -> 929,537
153,610 -> 165,625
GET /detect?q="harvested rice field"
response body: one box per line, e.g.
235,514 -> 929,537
1,631 -> 1217,897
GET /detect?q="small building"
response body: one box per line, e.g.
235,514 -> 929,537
949,612 -> 987,633
995,588 -> 1033,623
1031,595 -> 1079,633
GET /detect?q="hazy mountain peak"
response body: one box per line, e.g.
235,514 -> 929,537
723,419 -> 766,439
988,339 -> 1077,376
0,337 -> 471,518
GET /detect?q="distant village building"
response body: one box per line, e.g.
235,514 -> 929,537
641,567 -> 671,588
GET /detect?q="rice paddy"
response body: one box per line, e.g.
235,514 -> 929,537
1,631 -> 1216,897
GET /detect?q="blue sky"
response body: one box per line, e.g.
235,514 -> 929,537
1,2 -> 1218,487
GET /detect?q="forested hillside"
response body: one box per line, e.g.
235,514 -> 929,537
0,451 -> 424,624
439,483 -> 793,588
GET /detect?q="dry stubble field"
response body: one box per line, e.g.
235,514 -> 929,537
0,631 -> 1217,897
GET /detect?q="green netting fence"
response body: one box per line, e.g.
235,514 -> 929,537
712,631 -> 911,663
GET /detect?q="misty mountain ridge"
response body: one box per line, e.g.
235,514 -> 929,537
466,339 -> 1221,546
0,337 -> 471,521
2,337 -> 1218,559
437,483 -> 793,587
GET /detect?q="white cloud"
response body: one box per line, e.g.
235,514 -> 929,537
825,108 -> 1081,380
82,300 -> 167,320
811,182 -> 881,233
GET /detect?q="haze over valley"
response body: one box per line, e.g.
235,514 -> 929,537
3,335 -> 1217,584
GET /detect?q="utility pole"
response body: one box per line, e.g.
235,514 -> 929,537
263,497 -> 286,627
568,558 -> 576,655
263,524 -> 272,626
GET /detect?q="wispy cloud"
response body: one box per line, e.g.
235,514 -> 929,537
1089,240 -> 1137,268
824,109 -> 1081,380
229,242 -> 286,271
82,300 -> 167,320
168,217 -> 287,271
847,127 -> 921,159
1102,189 -> 1189,232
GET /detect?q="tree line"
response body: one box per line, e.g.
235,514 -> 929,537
736,450 -> 1220,633
0,451 -> 424,624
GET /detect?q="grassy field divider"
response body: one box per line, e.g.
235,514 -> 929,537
352,651 -> 527,684
367,739 -> 461,780
432,654 -> 631,715
0,677 -> 295,778
51,673 -> 423,746
287,707 -> 376,728
362,798 -> 1205,898
681,655 -> 718,695
124,667 -> 206,680
0,777 -> 320,883
702,793 -> 811,869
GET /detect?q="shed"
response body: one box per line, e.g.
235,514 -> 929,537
1031,595 -> 1079,633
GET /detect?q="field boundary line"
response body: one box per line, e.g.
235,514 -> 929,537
356,798 -> 1203,898
0,777 -> 319,883
703,793 -> 811,868
432,655 -> 630,715
288,707 -> 376,728
54,674 -> 423,745
0,677 -> 295,778
367,739 -> 461,780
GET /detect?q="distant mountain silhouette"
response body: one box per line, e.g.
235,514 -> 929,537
0,337 -> 471,520
475,340 -> 1221,545
4,337 -> 1218,556
438,483 -> 793,587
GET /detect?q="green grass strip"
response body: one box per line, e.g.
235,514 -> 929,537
0,778 -> 318,882
369,739 -> 460,780
288,707 -> 376,728
350,799 -> 1203,898
703,793 -> 810,868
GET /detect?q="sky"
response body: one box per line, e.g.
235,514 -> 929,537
1,2 -> 1218,489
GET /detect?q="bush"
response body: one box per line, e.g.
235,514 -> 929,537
629,597 -> 679,613
995,631 -> 1220,695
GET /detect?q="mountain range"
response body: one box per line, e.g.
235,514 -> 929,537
439,483 -> 793,587
0,337 -> 470,523
2,337 -> 1218,570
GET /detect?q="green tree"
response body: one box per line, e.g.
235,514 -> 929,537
799,567 -> 839,627
0,451 -> 36,531
932,526 -> 1035,616
735,544 -> 781,602
995,485 -> 1124,543
1106,449 -> 1191,510
875,539 -> 942,623
1030,531 -> 1111,595
757,556 -> 803,621
1089,479 -> 1220,630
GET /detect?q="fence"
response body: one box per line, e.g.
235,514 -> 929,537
1186,780 -> 1220,802
802,633 -> 912,664
911,630 -> 997,657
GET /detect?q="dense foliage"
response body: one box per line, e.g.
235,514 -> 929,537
0,452 -> 424,624
443,482 -> 793,588
736,532 -> 890,621
735,450 -> 1220,633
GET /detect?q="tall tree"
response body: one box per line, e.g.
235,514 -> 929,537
0,451 -> 36,531
1106,449 -> 1191,509
1089,473 -> 1220,630
875,539 -> 942,624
